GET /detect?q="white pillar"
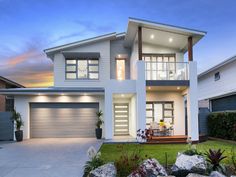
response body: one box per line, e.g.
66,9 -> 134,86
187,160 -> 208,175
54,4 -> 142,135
136,61 -> 146,131
187,61 -> 199,141
104,89 -> 113,139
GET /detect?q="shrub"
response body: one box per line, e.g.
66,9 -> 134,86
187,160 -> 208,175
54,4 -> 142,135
207,112 -> 236,140
205,149 -> 227,174
11,109 -> 24,131
83,146 -> 104,177
232,146 -> 236,171
183,145 -> 202,156
115,144 -> 146,177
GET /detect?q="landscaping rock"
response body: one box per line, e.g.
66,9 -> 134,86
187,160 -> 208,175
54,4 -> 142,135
128,158 -> 168,177
186,173 -> 208,177
89,163 -> 116,177
210,171 -> 226,177
171,153 -> 207,177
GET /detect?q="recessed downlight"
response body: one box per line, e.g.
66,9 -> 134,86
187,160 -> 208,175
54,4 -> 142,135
177,87 -> 180,90
150,34 -> 155,39
121,94 -> 124,97
169,38 -> 173,43
148,87 -> 151,90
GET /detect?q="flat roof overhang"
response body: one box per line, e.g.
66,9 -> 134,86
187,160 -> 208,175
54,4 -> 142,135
0,87 -> 105,96
124,17 -> 206,52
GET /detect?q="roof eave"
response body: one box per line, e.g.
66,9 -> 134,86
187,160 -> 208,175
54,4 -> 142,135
124,17 -> 206,48
198,55 -> 236,78
128,17 -> 207,36
0,87 -> 105,95
44,32 -> 118,58
0,76 -> 25,88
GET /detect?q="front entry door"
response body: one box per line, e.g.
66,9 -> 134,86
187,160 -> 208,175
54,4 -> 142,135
114,103 -> 129,135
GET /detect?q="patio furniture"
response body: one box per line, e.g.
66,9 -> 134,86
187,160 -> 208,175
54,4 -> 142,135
148,121 -> 174,141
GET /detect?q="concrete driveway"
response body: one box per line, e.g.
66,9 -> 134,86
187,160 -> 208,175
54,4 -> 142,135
0,138 -> 102,177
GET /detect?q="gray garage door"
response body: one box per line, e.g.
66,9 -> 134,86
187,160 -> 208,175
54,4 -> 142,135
30,103 -> 99,138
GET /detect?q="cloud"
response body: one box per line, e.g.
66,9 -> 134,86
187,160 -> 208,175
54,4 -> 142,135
0,38 -> 53,87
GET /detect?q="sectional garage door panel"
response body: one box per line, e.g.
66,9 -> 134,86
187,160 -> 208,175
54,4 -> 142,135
30,103 -> 98,138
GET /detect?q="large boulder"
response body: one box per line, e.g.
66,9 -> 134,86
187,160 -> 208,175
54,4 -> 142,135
171,153 -> 207,177
128,158 -> 168,177
89,163 -> 116,177
209,171 -> 226,177
186,173 -> 208,177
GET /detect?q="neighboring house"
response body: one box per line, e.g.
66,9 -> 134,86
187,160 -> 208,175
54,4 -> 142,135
0,18 -> 206,142
0,76 -> 24,112
198,55 -> 236,112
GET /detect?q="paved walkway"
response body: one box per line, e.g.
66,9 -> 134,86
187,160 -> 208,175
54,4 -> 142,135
0,138 -> 102,177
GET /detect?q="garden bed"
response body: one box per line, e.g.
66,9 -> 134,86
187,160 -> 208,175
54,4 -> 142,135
100,140 -> 235,165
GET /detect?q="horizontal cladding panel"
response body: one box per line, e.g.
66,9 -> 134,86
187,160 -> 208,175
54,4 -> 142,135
30,103 -> 98,138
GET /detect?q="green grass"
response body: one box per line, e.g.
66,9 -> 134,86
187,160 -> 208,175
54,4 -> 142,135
100,140 -> 235,165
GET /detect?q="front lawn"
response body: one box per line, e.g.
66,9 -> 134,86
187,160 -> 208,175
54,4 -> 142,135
100,140 -> 235,165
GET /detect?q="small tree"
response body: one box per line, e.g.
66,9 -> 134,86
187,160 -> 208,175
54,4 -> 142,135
96,110 -> 103,129
11,109 -> 24,131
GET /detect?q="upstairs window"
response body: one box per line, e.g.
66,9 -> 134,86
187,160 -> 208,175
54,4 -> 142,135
214,72 -> 220,81
116,59 -> 125,80
65,59 -> 99,80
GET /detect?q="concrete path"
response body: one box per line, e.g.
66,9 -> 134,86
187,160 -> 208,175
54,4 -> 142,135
0,138 -> 102,177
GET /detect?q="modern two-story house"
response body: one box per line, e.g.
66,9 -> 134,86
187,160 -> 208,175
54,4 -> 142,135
0,18 -> 206,142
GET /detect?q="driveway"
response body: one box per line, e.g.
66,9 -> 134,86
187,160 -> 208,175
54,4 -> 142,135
0,138 -> 102,177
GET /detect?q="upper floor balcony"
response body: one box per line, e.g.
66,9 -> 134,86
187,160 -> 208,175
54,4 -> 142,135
145,61 -> 189,81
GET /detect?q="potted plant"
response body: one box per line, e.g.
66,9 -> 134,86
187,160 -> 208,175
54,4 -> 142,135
11,109 -> 24,142
95,110 -> 103,139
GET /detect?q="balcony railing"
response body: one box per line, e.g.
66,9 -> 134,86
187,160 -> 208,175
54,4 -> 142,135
145,62 -> 189,80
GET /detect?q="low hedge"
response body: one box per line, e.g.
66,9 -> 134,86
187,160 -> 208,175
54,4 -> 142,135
207,112 -> 236,141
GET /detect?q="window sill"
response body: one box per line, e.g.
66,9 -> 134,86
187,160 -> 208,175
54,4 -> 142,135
64,79 -> 100,82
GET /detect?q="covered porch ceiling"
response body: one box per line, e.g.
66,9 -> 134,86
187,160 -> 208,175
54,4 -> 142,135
124,17 -> 206,53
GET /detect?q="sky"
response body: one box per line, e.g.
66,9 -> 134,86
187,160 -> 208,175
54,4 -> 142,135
0,0 -> 236,87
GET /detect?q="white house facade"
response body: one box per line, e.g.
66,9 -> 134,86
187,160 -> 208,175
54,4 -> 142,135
198,55 -> 236,112
0,18 -> 206,142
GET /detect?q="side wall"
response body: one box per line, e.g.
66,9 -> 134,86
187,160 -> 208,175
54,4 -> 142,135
198,60 -> 236,100
146,91 -> 185,135
110,38 -> 131,79
0,80 -> 6,111
14,95 -> 104,139
53,40 -> 110,87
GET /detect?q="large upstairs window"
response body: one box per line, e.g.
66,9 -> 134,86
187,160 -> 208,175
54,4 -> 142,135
65,59 -> 99,80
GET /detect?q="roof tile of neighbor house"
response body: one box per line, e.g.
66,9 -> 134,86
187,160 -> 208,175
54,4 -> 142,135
0,76 -> 25,88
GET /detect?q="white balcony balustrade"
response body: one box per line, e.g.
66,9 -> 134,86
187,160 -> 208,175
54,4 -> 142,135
145,62 -> 189,80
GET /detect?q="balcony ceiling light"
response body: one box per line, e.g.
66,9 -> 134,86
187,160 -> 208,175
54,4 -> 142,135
148,87 -> 151,90
121,94 -> 124,97
177,86 -> 180,90
169,38 -> 173,43
150,34 -> 155,39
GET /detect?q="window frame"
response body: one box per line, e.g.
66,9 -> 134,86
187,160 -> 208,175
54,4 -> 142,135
115,58 -> 126,80
214,72 -> 220,81
65,58 -> 99,80
146,101 -> 174,126
142,53 -> 176,80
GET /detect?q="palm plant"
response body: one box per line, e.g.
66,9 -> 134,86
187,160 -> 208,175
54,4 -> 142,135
11,109 -> 24,131
96,110 -> 103,128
